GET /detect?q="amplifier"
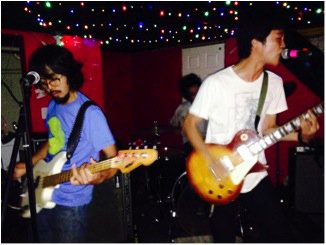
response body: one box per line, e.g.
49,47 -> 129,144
288,146 -> 324,213
31,132 -> 48,153
87,172 -> 133,242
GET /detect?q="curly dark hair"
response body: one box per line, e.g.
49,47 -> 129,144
179,73 -> 202,102
29,44 -> 84,91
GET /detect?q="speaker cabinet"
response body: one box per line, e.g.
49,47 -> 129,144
288,146 -> 324,213
87,172 -> 133,242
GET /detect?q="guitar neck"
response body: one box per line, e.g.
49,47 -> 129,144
248,103 -> 323,155
42,158 -> 115,188
40,148 -> 157,188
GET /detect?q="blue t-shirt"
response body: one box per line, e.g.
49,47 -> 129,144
45,92 -> 115,206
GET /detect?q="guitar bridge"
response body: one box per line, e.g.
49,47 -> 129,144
209,156 -> 234,182
220,156 -> 234,171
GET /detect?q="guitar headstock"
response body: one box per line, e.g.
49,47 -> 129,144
115,149 -> 158,173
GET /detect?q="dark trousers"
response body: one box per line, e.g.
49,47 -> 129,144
210,177 -> 295,243
37,204 -> 89,243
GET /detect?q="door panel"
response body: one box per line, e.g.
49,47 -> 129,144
182,43 -> 225,80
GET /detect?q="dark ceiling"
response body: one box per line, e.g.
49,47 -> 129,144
1,1 -> 325,52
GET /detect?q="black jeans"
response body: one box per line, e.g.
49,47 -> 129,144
37,204 -> 89,243
210,177 -> 295,243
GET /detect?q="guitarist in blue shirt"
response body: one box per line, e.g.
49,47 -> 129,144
13,44 -> 118,242
183,9 -> 320,243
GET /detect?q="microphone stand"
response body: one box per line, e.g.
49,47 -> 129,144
1,77 -> 39,242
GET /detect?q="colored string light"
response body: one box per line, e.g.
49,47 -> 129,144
17,1 -> 323,49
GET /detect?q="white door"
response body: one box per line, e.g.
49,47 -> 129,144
182,43 -> 225,81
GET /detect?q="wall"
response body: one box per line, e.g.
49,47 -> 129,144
102,48 -> 182,148
101,52 -> 134,147
1,45 -> 24,131
2,29 -> 55,133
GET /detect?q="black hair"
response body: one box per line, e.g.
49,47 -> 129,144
29,44 -> 84,90
179,73 -> 202,101
236,6 -> 288,59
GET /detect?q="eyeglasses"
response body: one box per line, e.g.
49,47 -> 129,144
39,75 -> 62,90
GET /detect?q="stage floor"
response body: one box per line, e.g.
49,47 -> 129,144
2,163 -> 324,243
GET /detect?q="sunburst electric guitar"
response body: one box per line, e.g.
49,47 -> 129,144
187,103 -> 323,205
20,148 -> 158,218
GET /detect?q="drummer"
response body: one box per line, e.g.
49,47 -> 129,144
170,73 -> 207,156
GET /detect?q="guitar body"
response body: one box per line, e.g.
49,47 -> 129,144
21,151 -> 67,218
187,129 -> 263,205
187,103 -> 324,205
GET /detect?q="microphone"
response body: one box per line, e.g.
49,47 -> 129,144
281,48 -> 313,59
21,71 -> 40,85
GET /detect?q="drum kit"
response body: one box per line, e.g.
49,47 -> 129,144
128,136 -> 187,205
129,123 -> 212,240
129,122 -> 257,242
129,132 -> 258,242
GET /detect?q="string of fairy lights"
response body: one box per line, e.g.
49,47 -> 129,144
21,1 -> 324,50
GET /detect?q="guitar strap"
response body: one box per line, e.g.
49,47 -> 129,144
66,100 -> 96,160
254,71 -> 268,132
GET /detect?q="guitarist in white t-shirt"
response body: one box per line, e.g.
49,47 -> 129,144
183,9 -> 320,243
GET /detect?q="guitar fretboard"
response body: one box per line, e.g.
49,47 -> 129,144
40,149 -> 157,188
42,158 -> 116,188
248,103 -> 323,155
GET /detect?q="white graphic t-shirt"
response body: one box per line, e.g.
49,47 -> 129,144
189,66 -> 287,192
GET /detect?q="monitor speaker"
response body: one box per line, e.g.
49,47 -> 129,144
87,172 -> 133,242
288,146 -> 324,213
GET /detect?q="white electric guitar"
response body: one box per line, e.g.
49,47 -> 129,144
20,149 -> 158,218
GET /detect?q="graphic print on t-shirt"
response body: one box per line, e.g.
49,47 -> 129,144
234,92 -> 257,132
48,117 -> 65,155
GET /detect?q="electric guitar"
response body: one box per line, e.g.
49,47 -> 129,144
187,103 -> 323,205
20,148 -> 158,218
